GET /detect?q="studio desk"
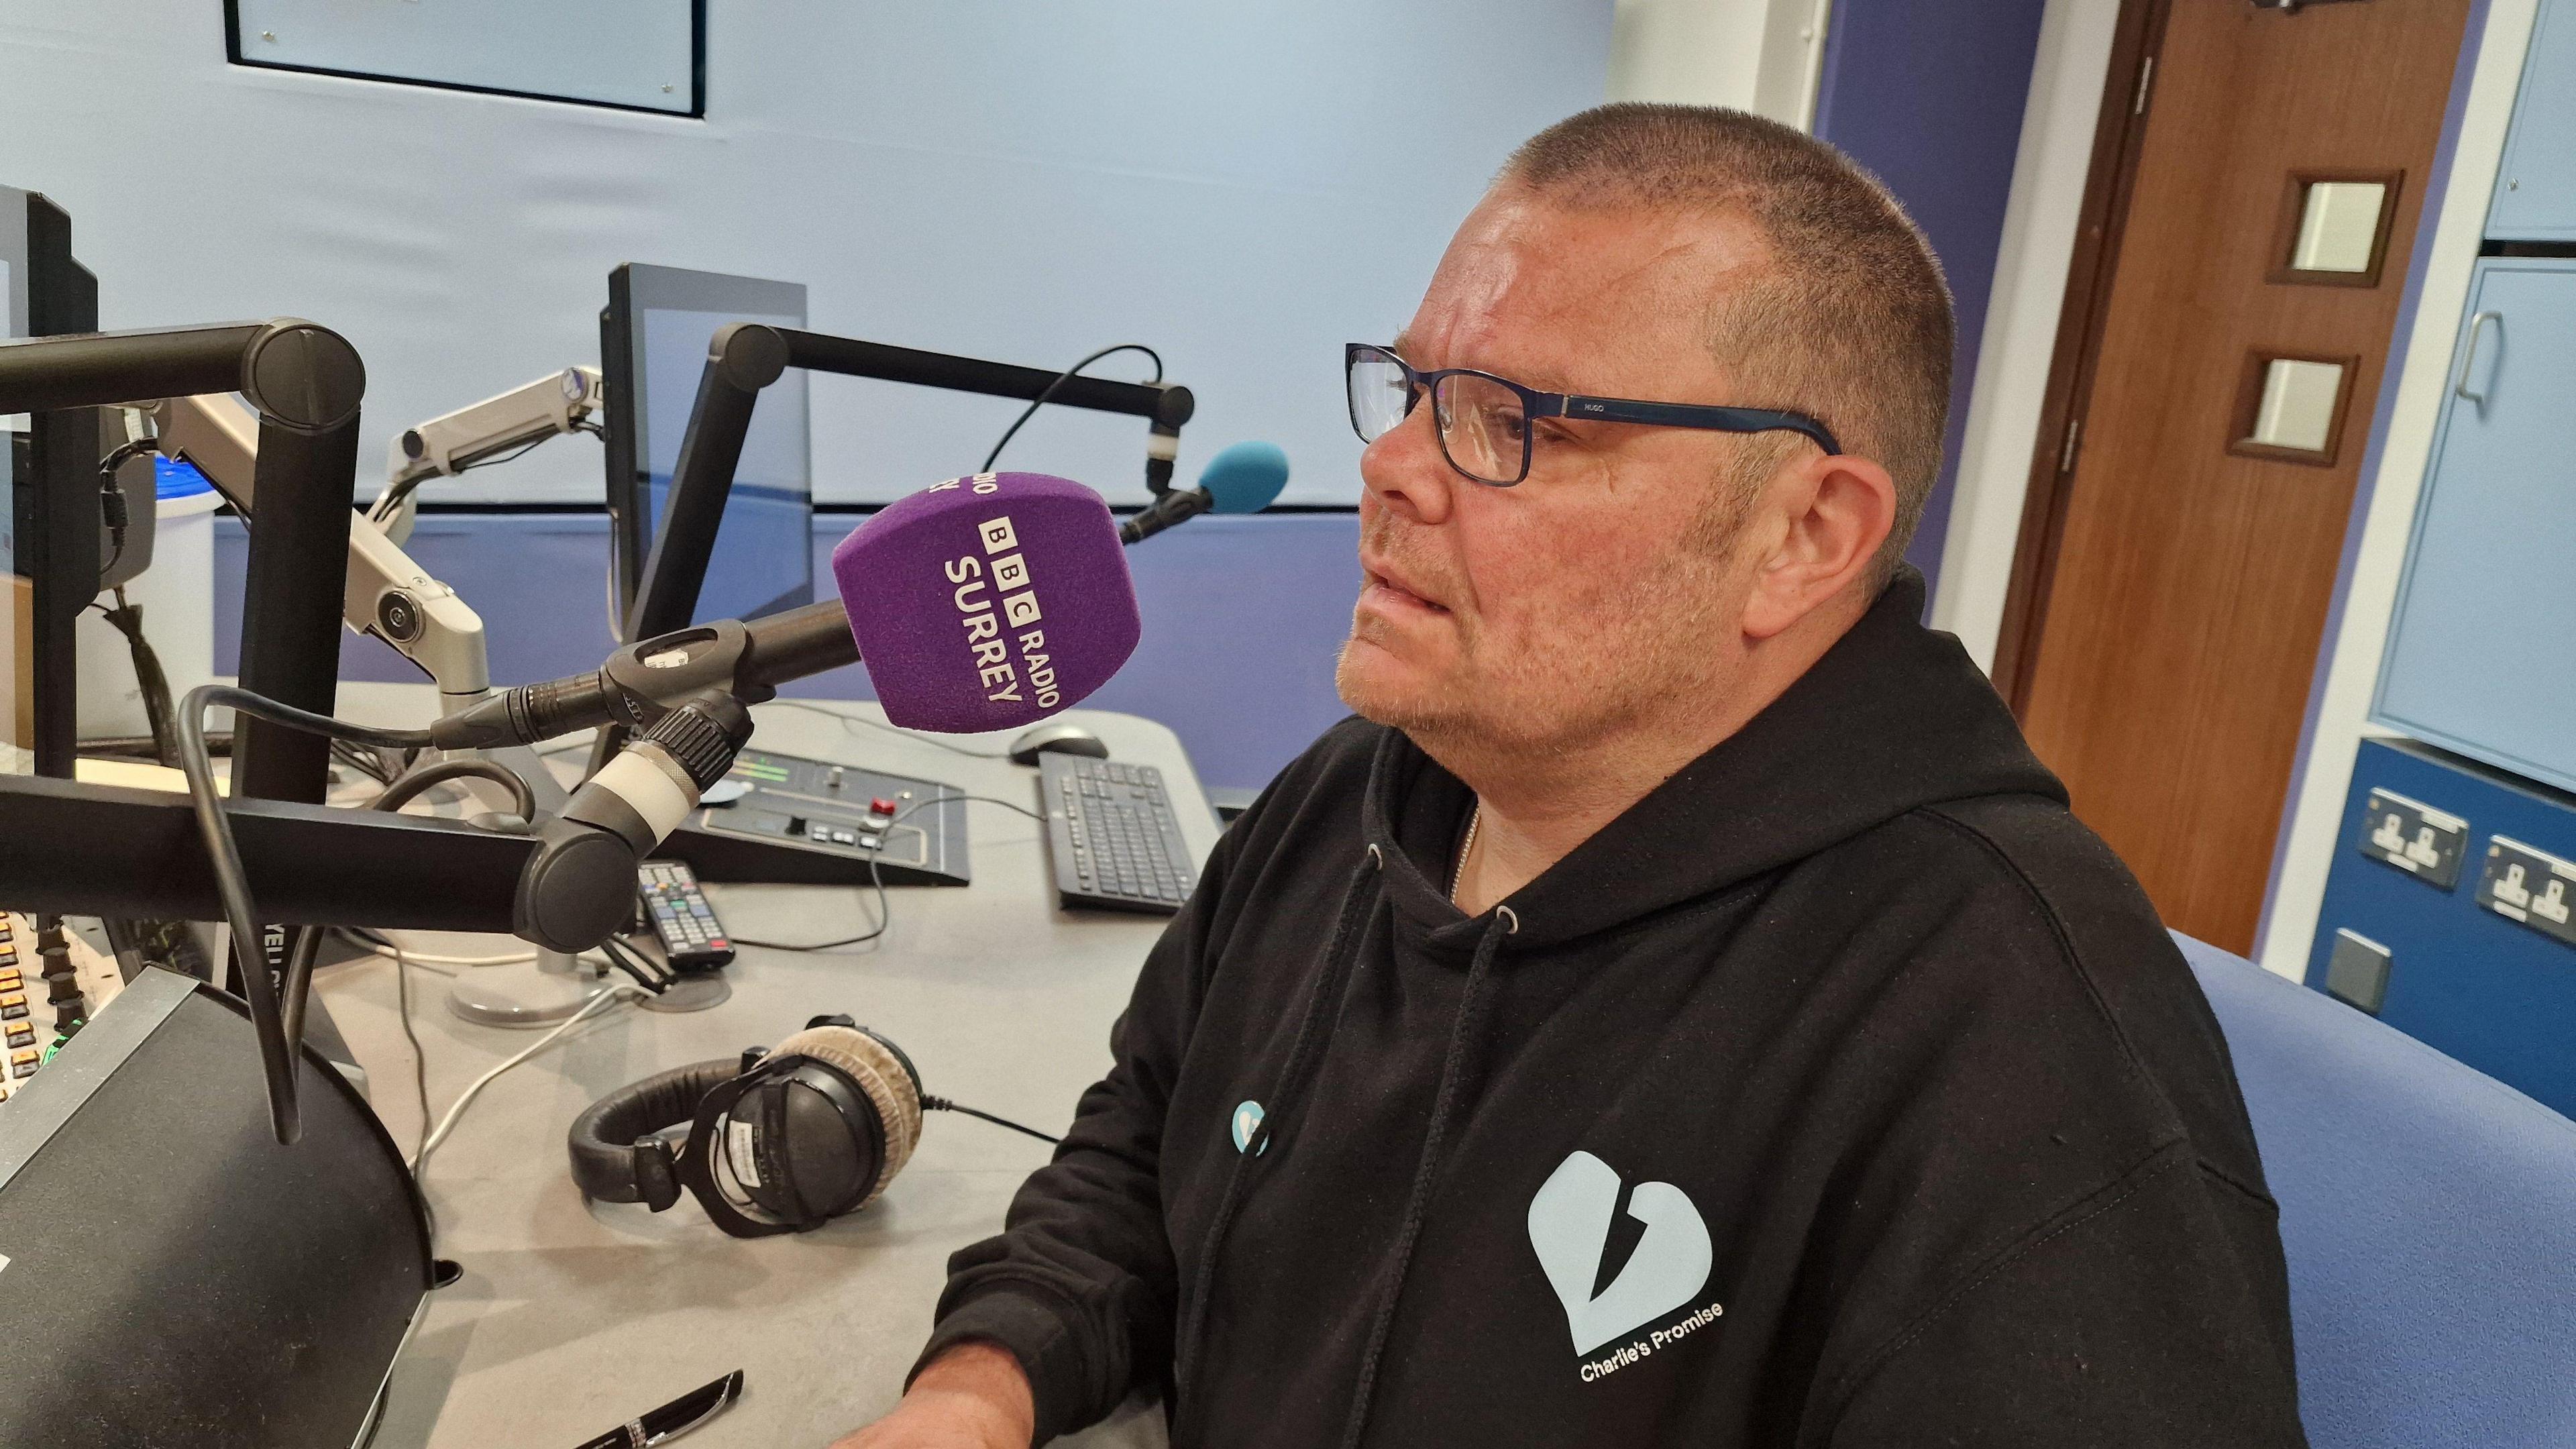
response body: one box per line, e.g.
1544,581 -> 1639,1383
316,693 -> 1221,1448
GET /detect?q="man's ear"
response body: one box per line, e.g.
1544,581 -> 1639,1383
1741,451 -> 1898,639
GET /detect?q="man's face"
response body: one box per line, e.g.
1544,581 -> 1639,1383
1336,189 -> 1782,757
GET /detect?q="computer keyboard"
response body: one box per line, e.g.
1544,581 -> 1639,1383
1037,753 -> 1198,914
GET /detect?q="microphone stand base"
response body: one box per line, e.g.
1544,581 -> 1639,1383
444,950 -> 605,1029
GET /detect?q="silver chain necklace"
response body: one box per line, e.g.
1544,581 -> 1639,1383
1449,801 -> 1482,904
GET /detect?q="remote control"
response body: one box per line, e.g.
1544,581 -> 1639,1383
638,861 -> 735,970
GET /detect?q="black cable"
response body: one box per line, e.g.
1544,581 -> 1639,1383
596,933 -> 672,994
727,793 -> 1045,952
980,344 -> 1163,474
87,729 -> 231,758
332,739 -> 394,784
93,437 -> 155,584
176,684 -> 434,1144
96,587 -> 183,769
375,433 -> 554,521
924,1096 -> 1063,1146
372,755 -> 538,823
757,698 -> 1012,759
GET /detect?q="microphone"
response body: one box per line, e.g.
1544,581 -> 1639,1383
831,470 -> 1143,731
1119,440 -> 1291,546
517,690 -> 752,951
433,470 -> 1140,751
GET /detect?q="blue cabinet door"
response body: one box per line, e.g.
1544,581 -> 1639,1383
2375,260 -> 2576,792
2490,0 -> 2576,240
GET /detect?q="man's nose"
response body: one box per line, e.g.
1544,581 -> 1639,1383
1358,400 -> 1458,526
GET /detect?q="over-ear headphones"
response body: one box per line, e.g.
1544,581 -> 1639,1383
568,1014 -> 927,1238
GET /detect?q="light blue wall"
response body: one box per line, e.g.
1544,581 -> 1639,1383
214,511 -> 1362,793
3,1 -> 1611,508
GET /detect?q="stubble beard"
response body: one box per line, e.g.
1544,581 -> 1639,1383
1336,533 -> 1742,780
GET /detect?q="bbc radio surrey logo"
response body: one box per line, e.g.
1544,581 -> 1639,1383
940,477 -> 1065,710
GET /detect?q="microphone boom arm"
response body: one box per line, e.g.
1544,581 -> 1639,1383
628,325 -> 1193,643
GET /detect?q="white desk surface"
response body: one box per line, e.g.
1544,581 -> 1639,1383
317,692 -> 1211,1448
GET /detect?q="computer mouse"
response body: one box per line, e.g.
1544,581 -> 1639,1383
1008,721 -> 1110,767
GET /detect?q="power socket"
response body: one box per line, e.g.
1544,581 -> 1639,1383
2475,835 -> 2576,948
2356,788 -> 2467,890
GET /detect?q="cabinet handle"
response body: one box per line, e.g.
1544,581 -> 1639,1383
2455,310 -> 2502,405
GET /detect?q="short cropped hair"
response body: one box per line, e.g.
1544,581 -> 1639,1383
1503,103 -> 1953,583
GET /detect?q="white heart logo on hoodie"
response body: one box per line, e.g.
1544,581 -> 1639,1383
1526,1150 -> 1714,1356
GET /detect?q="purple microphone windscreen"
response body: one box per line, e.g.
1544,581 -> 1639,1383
830,472 -> 1140,733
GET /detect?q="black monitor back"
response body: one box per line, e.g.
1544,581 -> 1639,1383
600,262 -> 813,637
2,184 -> 97,778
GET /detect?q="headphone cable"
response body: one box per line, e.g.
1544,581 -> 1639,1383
923,1095 -> 1062,1146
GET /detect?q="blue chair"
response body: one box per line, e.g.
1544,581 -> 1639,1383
2176,934 -> 2576,1448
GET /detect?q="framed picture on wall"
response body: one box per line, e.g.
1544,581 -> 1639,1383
224,0 -> 706,117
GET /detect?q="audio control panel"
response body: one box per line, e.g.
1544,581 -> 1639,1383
667,749 -> 972,888
0,914 -> 126,1106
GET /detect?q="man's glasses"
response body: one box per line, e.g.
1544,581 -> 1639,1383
1344,342 -> 1841,488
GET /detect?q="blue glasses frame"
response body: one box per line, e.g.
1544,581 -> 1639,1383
1346,342 -> 1841,487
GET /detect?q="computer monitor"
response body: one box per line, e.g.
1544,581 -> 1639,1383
601,264 -> 813,634
2,185 -> 97,780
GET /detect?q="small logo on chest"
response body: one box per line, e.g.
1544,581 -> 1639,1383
1527,1150 -> 1721,1377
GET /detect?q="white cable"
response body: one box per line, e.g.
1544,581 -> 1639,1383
409,984 -> 644,1173
346,931 -> 536,968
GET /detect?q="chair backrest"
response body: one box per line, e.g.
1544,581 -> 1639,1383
2176,933 -> 2576,1449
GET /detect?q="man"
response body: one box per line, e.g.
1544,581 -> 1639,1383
841,104 -> 2306,1447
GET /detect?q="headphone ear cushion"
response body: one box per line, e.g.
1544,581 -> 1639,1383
768,1024 -> 922,1208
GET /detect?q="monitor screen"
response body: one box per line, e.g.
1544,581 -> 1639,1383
604,264 -> 813,631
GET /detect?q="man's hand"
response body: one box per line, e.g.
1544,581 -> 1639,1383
830,1342 -> 1037,1448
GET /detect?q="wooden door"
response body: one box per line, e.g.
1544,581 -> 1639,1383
1996,0 -> 2473,953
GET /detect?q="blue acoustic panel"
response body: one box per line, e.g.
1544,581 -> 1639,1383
214,509 -> 1362,794
2307,737 -> 2576,1118
229,0 -> 701,115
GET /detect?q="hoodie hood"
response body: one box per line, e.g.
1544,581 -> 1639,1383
1362,570 -> 2066,953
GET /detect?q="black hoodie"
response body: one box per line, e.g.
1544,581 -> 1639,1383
918,573 -> 2307,1447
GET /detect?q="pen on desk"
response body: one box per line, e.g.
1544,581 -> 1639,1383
572,1369 -> 745,1449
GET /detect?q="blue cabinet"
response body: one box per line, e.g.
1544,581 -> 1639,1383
2375,258 -> 2576,793
2490,0 -> 2576,240
2308,739 -> 2576,1118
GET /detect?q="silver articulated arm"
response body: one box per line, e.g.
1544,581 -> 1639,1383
373,366 -> 603,545
148,393 -> 566,812
154,393 -> 490,706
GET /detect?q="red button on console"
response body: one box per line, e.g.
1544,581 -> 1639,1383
868,797 -> 897,817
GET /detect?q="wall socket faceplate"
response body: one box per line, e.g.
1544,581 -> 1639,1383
2357,788 -> 2469,890
2474,835 -> 2576,949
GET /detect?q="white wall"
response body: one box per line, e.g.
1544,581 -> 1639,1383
1607,0 -> 1831,126
2256,0 -> 2540,980
1927,0 -> 2120,669
0,1 -> 1612,507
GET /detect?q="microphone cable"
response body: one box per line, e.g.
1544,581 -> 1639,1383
980,343 -> 1163,474
175,684 -> 437,1144
757,698 -> 1012,760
